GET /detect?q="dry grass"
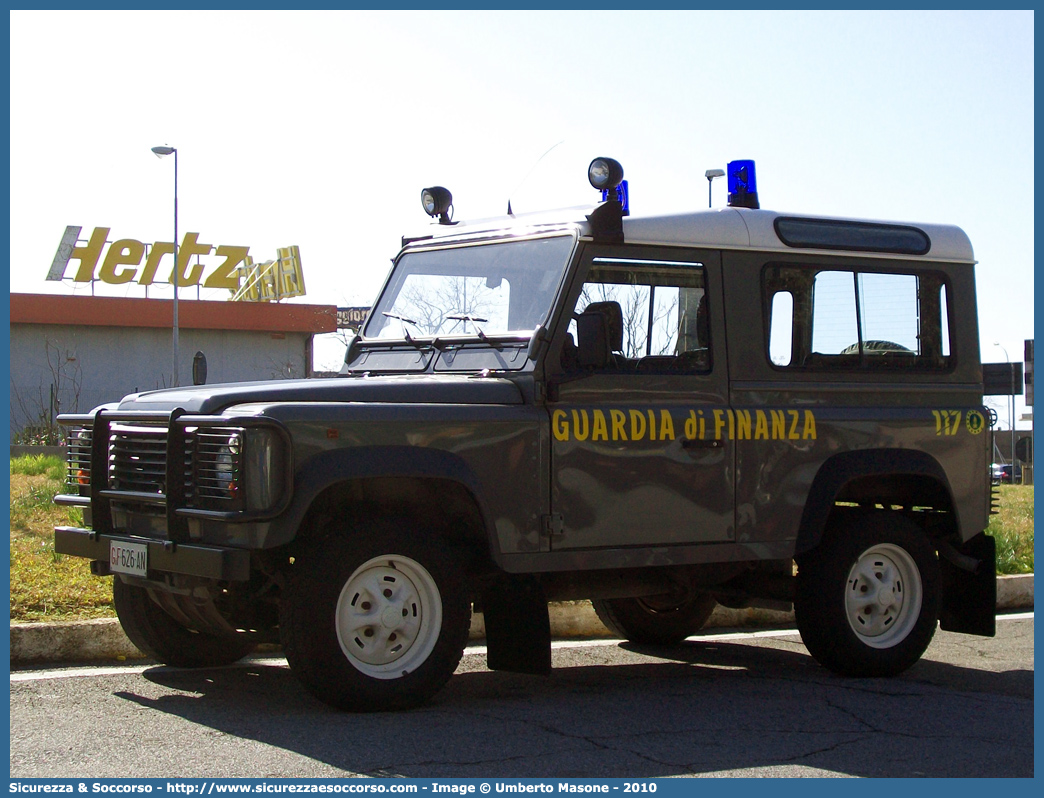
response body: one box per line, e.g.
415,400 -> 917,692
987,484 -> 1034,574
10,464 -> 115,623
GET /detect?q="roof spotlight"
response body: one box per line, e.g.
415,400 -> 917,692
586,156 -> 629,242
587,157 -> 624,191
421,186 -> 454,224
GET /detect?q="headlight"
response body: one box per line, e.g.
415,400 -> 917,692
211,432 -> 241,499
195,426 -> 287,513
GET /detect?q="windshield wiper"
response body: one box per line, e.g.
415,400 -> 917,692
381,312 -> 426,349
446,314 -> 492,343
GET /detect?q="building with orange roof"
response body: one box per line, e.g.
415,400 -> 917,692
10,293 -> 337,437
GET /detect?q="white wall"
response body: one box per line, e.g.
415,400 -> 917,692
10,323 -> 312,434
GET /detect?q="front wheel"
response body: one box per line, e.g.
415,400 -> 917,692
279,523 -> 471,712
592,593 -> 717,644
795,513 -> 940,677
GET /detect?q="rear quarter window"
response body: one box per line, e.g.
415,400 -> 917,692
764,264 -> 953,372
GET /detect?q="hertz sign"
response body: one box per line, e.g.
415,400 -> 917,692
47,225 -> 305,302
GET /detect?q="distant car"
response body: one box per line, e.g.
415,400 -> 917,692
991,463 -> 1004,484
999,464 -> 1022,484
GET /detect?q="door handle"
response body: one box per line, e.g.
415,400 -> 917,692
682,438 -> 723,449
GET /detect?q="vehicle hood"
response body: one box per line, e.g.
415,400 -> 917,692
115,374 -> 525,415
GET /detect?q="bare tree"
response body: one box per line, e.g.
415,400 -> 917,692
394,276 -> 506,335
11,340 -> 83,444
265,355 -> 301,380
579,284 -> 646,357
649,291 -> 679,356
578,283 -> 679,358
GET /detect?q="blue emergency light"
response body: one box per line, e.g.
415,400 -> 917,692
601,180 -> 630,215
727,159 -> 760,209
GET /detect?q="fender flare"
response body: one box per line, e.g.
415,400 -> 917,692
794,448 -> 955,556
264,446 -> 497,551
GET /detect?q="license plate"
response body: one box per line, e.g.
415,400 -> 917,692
109,540 -> 148,578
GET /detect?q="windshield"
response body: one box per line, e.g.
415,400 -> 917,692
364,234 -> 575,340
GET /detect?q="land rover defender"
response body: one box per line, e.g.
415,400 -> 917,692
55,158 -> 996,712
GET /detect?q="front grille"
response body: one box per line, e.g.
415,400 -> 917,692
56,409 -> 295,542
110,425 -> 172,494
65,421 -> 241,508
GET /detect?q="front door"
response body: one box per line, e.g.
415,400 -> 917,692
549,245 -> 734,550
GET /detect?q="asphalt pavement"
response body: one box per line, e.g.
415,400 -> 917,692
10,614 -> 1034,778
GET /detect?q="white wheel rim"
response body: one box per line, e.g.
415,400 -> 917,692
844,543 -> 922,649
335,554 -> 442,680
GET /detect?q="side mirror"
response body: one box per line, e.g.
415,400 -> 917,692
576,313 -> 611,368
527,325 -> 548,361
343,334 -> 361,370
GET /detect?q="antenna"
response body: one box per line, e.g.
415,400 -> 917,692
506,140 -> 565,215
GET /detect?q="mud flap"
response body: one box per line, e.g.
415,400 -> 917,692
481,576 -> 551,675
938,532 -> 996,637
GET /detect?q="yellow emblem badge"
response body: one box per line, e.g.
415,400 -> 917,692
966,410 -> 986,435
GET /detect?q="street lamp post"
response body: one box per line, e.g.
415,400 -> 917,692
995,342 -> 1016,478
705,169 -> 725,208
151,145 -> 179,386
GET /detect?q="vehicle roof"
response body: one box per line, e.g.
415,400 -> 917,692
407,206 -> 975,263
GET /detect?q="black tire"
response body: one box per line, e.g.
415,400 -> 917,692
592,593 -> 717,644
794,512 -> 940,678
279,521 -> 471,712
113,578 -> 256,667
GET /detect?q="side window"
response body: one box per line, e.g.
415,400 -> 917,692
564,257 -> 711,373
810,271 -> 859,354
940,283 -> 951,357
768,291 -> 794,366
764,265 -> 953,371
811,271 -> 919,355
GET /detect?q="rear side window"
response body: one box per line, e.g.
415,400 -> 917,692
764,265 -> 953,371
769,291 -> 794,366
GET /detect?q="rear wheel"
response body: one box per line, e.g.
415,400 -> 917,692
279,522 -> 471,712
592,593 -> 716,644
113,578 -> 256,667
795,512 -> 940,677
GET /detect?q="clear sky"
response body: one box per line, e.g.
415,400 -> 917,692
8,10 -> 1035,428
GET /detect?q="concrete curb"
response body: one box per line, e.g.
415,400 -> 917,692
10,574 -> 1033,666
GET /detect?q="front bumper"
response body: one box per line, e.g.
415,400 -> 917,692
55,526 -> 251,581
